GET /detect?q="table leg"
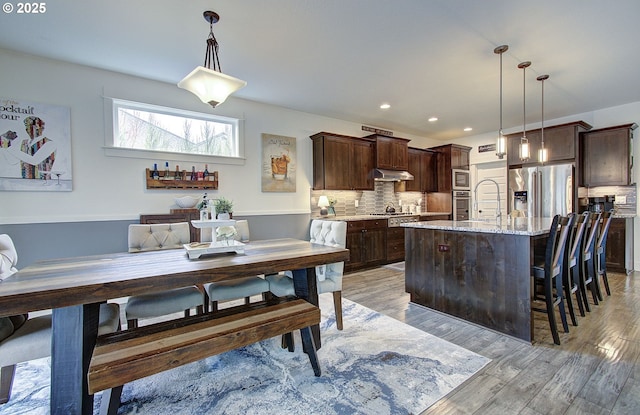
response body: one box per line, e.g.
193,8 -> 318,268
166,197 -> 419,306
51,303 -> 100,415
291,267 -> 321,349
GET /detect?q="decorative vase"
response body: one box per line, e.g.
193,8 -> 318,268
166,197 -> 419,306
218,212 -> 231,220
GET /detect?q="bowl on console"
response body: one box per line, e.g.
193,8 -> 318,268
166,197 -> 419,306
174,195 -> 199,208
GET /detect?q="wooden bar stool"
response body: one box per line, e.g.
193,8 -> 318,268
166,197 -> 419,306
532,214 -> 572,345
595,209 -> 615,297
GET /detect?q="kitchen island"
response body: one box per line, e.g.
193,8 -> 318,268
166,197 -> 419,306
402,218 -> 553,342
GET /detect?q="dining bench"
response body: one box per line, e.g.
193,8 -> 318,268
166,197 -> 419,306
87,298 -> 321,397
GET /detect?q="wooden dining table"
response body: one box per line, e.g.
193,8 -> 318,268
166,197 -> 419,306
0,238 -> 349,415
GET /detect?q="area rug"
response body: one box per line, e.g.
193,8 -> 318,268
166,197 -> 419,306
1,295 -> 490,415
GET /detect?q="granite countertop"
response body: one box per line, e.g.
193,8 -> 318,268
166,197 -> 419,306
315,212 -> 451,222
402,217 -> 555,236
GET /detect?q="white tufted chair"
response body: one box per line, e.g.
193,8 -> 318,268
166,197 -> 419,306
266,220 -> 347,330
125,222 -> 204,328
0,234 -> 121,406
203,220 -> 270,312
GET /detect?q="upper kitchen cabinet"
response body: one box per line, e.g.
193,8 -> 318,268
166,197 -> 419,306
397,147 -> 437,192
428,144 -> 471,192
310,132 -> 375,190
581,123 -> 637,187
506,121 -> 592,168
365,134 -> 410,170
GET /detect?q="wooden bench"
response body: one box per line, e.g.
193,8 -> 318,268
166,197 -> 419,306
88,298 -> 321,395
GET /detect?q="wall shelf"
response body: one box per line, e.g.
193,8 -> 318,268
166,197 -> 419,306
145,168 -> 218,190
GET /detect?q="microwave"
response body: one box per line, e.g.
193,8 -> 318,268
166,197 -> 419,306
452,169 -> 470,190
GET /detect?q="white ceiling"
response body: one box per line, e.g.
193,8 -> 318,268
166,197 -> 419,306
2,0 -> 639,141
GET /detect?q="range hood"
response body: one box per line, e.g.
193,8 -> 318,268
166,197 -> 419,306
373,168 -> 414,182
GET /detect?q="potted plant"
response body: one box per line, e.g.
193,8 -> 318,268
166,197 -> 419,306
214,197 -> 233,220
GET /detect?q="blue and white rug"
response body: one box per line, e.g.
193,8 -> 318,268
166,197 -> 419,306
1,295 -> 490,415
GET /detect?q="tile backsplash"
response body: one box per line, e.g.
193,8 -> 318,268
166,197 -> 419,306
310,182 -> 427,216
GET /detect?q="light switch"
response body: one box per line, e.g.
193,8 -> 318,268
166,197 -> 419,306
354,200 -> 359,207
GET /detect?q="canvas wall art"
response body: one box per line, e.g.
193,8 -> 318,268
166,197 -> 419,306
261,133 -> 296,192
0,97 -> 72,191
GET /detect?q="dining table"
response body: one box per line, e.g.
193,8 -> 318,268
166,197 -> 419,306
0,238 -> 349,415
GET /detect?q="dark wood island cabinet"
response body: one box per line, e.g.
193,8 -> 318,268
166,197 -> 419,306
403,219 -> 552,342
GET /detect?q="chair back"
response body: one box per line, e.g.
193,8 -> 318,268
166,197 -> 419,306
128,222 -> 191,253
309,220 -> 347,282
0,234 -> 19,281
560,213 -> 577,277
583,212 -> 601,261
549,215 -> 571,280
234,220 -> 250,242
596,209 -> 614,253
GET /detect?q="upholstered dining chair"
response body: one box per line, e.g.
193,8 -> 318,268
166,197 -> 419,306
125,222 -> 204,328
266,219 -> 347,330
0,233 -> 121,406
203,220 -> 270,312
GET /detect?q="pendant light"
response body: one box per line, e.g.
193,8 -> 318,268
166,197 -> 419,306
494,45 -> 508,159
537,74 -> 549,163
178,11 -> 247,108
518,61 -> 531,162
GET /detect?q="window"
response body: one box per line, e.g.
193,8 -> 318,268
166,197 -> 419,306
105,99 -> 244,163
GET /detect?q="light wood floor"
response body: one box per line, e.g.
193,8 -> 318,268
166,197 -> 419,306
341,266 -> 640,415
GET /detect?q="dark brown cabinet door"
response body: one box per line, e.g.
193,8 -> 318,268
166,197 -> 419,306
581,124 -> 636,187
351,139 -> 375,190
423,150 -> 438,192
370,135 -> 410,170
405,148 -> 423,192
344,219 -> 388,272
311,133 -> 375,190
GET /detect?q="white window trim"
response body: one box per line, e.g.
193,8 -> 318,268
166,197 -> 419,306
103,97 -> 245,165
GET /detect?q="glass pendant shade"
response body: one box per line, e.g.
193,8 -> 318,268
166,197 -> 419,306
178,67 -> 247,108
178,11 -> 246,108
519,139 -> 530,160
538,147 -> 548,163
496,134 -> 507,158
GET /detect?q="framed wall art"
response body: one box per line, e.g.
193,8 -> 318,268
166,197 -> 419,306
261,133 -> 296,192
0,97 -> 72,191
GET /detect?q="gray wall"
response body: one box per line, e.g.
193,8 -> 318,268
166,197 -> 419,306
0,214 -> 311,268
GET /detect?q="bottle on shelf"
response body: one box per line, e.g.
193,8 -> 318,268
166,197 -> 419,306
163,162 -> 170,180
190,166 -> 196,181
204,164 -> 210,181
175,165 -> 181,180
152,163 -> 159,180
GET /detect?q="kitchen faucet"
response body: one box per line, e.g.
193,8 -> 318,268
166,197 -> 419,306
473,178 -> 502,221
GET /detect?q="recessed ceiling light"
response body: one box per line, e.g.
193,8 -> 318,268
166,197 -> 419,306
464,127 -> 473,132
428,117 -> 438,122
380,103 -> 391,109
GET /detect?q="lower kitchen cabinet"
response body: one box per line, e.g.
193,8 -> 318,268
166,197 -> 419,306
386,228 -> 405,263
345,219 -> 387,272
606,218 -> 627,273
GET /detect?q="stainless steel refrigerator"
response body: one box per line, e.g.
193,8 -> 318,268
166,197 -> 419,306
508,163 -> 574,218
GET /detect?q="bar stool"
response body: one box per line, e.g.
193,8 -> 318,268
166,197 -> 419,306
532,214 -> 572,345
559,213 -> 580,326
595,209 -> 615,297
567,212 -> 589,318
579,212 -> 601,310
